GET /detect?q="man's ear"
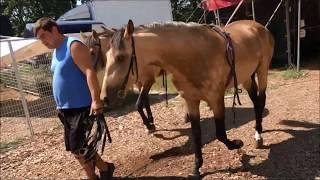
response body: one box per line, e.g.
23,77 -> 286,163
124,19 -> 134,39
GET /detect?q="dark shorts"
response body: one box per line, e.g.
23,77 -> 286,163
57,106 -> 91,153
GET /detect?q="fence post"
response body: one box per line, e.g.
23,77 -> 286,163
8,40 -> 35,138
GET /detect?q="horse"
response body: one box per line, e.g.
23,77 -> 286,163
102,19 -> 274,178
81,28 -> 166,133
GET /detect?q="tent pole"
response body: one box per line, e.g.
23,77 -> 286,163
265,0 -> 284,28
285,0 -> 292,66
251,0 -> 256,21
226,0 -> 244,26
297,0 -> 301,71
216,9 -> 221,26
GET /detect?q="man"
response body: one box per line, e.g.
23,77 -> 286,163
34,17 -> 114,180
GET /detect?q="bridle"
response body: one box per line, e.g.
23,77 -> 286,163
117,36 -> 138,99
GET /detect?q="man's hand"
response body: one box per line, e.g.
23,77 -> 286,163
90,100 -> 104,116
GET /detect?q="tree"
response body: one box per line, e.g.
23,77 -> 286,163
170,0 -> 204,22
1,0 -> 76,36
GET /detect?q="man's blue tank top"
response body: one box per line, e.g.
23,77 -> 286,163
51,37 -> 91,109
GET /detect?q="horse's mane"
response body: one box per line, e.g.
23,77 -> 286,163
137,21 -> 205,30
110,21 -> 213,49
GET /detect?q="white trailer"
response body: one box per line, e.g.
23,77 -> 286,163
58,0 -> 173,28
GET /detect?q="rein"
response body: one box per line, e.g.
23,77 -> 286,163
118,36 -> 139,98
211,26 -> 242,123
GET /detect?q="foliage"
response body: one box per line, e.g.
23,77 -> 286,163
281,68 -> 305,80
151,75 -> 177,94
171,0 -> 204,22
1,0 -> 77,36
0,139 -> 24,153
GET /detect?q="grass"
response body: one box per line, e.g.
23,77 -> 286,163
150,75 -> 177,94
0,139 -> 25,153
281,67 -> 305,80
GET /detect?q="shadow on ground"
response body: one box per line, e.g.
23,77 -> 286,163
150,107 -> 269,160
201,120 -> 320,179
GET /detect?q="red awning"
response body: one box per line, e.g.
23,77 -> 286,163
200,0 -> 242,11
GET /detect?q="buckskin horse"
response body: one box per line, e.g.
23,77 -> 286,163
102,19 -> 274,178
81,28 -> 167,133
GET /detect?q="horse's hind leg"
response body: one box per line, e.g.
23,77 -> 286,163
243,73 -> 267,148
184,99 -> 202,179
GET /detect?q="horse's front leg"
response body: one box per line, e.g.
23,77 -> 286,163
213,95 -> 244,150
143,93 -> 155,128
136,85 -> 155,133
185,99 -> 202,179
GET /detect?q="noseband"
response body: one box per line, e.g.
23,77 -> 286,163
118,36 -> 138,99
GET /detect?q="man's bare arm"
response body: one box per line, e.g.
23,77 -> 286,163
70,41 -> 103,114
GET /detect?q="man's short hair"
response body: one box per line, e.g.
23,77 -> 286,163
34,17 -> 61,36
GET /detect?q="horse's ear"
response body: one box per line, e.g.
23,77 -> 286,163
98,26 -> 114,37
92,30 -> 98,38
124,19 -> 134,38
101,25 -> 114,33
80,31 -> 87,39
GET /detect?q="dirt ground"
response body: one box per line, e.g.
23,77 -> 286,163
0,62 -> 319,180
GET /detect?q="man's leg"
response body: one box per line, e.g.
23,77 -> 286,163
94,153 -> 108,171
74,154 -> 97,180
94,153 -> 115,180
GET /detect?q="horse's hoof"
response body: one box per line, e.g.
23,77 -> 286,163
188,171 -> 201,180
227,140 -> 244,150
255,138 -> 263,149
147,124 -> 156,134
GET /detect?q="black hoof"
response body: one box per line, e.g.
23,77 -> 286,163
147,124 -> 156,134
255,138 -> 263,149
227,139 -> 244,150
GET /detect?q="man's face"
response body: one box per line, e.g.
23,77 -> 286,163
36,28 -> 56,49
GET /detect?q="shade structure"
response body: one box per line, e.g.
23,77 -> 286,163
200,0 -> 242,11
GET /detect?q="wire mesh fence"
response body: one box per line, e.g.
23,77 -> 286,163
1,39 -> 57,137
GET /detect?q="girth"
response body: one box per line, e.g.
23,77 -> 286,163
210,26 -> 242,109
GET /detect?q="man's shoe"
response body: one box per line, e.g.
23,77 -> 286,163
99,163 -> 115,180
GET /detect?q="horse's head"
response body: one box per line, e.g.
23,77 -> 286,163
104,19 -> 136,107
81,28 -> 117,107
80,28 -> 114,70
